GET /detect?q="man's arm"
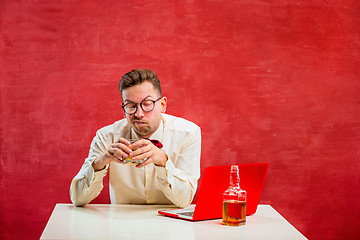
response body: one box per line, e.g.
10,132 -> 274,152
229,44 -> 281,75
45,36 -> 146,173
69,130 -> 132,206
69,130 -> 109,206
70,160 -> 107,207
155,126 -> 201,208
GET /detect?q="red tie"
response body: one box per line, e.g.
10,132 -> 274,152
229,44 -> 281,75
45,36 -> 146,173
149,139 -> 163,149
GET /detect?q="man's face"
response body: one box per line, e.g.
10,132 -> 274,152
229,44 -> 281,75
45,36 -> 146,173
122,81 -> 167,138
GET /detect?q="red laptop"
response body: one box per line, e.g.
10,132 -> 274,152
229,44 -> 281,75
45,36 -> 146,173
158,163 -> 269,221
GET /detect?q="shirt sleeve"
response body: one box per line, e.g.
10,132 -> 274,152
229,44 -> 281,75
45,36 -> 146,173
69,130 -> 110,206
155,126 -> 201,208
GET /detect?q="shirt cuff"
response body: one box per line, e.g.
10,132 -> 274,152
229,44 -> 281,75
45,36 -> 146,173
155,158 -> 176,181
91,165 -> 108,184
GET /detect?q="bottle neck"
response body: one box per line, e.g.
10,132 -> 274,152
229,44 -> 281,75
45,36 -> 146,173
229,170 -> 240,188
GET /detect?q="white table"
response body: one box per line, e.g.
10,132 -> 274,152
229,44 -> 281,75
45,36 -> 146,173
40,204 -> 307,240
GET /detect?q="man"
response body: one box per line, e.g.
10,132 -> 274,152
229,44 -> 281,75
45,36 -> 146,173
70,69 -> 201,208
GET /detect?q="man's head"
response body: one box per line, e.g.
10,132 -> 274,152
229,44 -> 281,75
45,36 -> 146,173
119,69 -> 162,99
119,69 -> 167,138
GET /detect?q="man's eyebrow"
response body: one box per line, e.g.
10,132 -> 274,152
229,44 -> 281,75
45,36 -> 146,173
124,95 -> 153,103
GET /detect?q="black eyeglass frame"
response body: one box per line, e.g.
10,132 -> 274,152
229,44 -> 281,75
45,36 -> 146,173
121,97 -> 162,115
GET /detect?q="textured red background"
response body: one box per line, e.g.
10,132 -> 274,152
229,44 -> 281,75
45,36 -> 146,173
1,1 -> 360,239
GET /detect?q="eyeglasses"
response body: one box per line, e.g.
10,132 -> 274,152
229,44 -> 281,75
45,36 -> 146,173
122,97 -> 162,115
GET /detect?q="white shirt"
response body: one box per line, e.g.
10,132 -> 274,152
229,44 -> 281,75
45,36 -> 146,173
70,113 -> 201,208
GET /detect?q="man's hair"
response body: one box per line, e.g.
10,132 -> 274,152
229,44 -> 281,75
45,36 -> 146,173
119,68 -> 162,98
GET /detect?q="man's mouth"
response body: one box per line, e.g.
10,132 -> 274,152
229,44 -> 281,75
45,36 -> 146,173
134,120 -> 147,126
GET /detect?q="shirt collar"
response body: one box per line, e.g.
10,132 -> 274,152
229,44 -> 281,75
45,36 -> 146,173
149,116 -> 164,142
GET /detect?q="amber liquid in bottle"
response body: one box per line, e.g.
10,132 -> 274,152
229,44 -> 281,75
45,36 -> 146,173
223,200 -> 246,226
222,165 -> 247,226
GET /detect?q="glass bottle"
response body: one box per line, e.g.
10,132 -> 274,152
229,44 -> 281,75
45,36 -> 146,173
222,165 -> 247,226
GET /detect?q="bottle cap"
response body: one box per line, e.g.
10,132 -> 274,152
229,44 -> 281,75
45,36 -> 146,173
231,165 -> 238,171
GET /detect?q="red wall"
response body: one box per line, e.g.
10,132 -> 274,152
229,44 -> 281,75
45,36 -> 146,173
1,1 -> 359,239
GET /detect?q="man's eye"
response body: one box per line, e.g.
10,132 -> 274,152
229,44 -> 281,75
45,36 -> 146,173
142,101 -> 152,107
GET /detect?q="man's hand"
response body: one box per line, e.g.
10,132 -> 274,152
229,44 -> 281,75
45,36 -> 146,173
92,138 -> 133,171
129,139 -> 168,168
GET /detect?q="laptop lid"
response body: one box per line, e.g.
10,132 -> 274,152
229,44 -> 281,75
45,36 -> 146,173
158,163 -> 269,221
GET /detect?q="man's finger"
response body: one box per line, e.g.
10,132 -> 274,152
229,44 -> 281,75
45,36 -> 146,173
108,147 -> 128,161
112,143 -> 132,155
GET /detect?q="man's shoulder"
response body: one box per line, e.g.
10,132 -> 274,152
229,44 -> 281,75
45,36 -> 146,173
162,113 -> 200,132
97,118 -> 129,134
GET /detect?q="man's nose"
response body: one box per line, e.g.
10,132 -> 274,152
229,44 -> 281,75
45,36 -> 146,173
135,104 -> 145,118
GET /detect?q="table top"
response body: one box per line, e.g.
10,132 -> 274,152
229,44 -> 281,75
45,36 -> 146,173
40,204 -> 307,240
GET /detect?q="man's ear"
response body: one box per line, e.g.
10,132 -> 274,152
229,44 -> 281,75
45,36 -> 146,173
160,97 -> 167,113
